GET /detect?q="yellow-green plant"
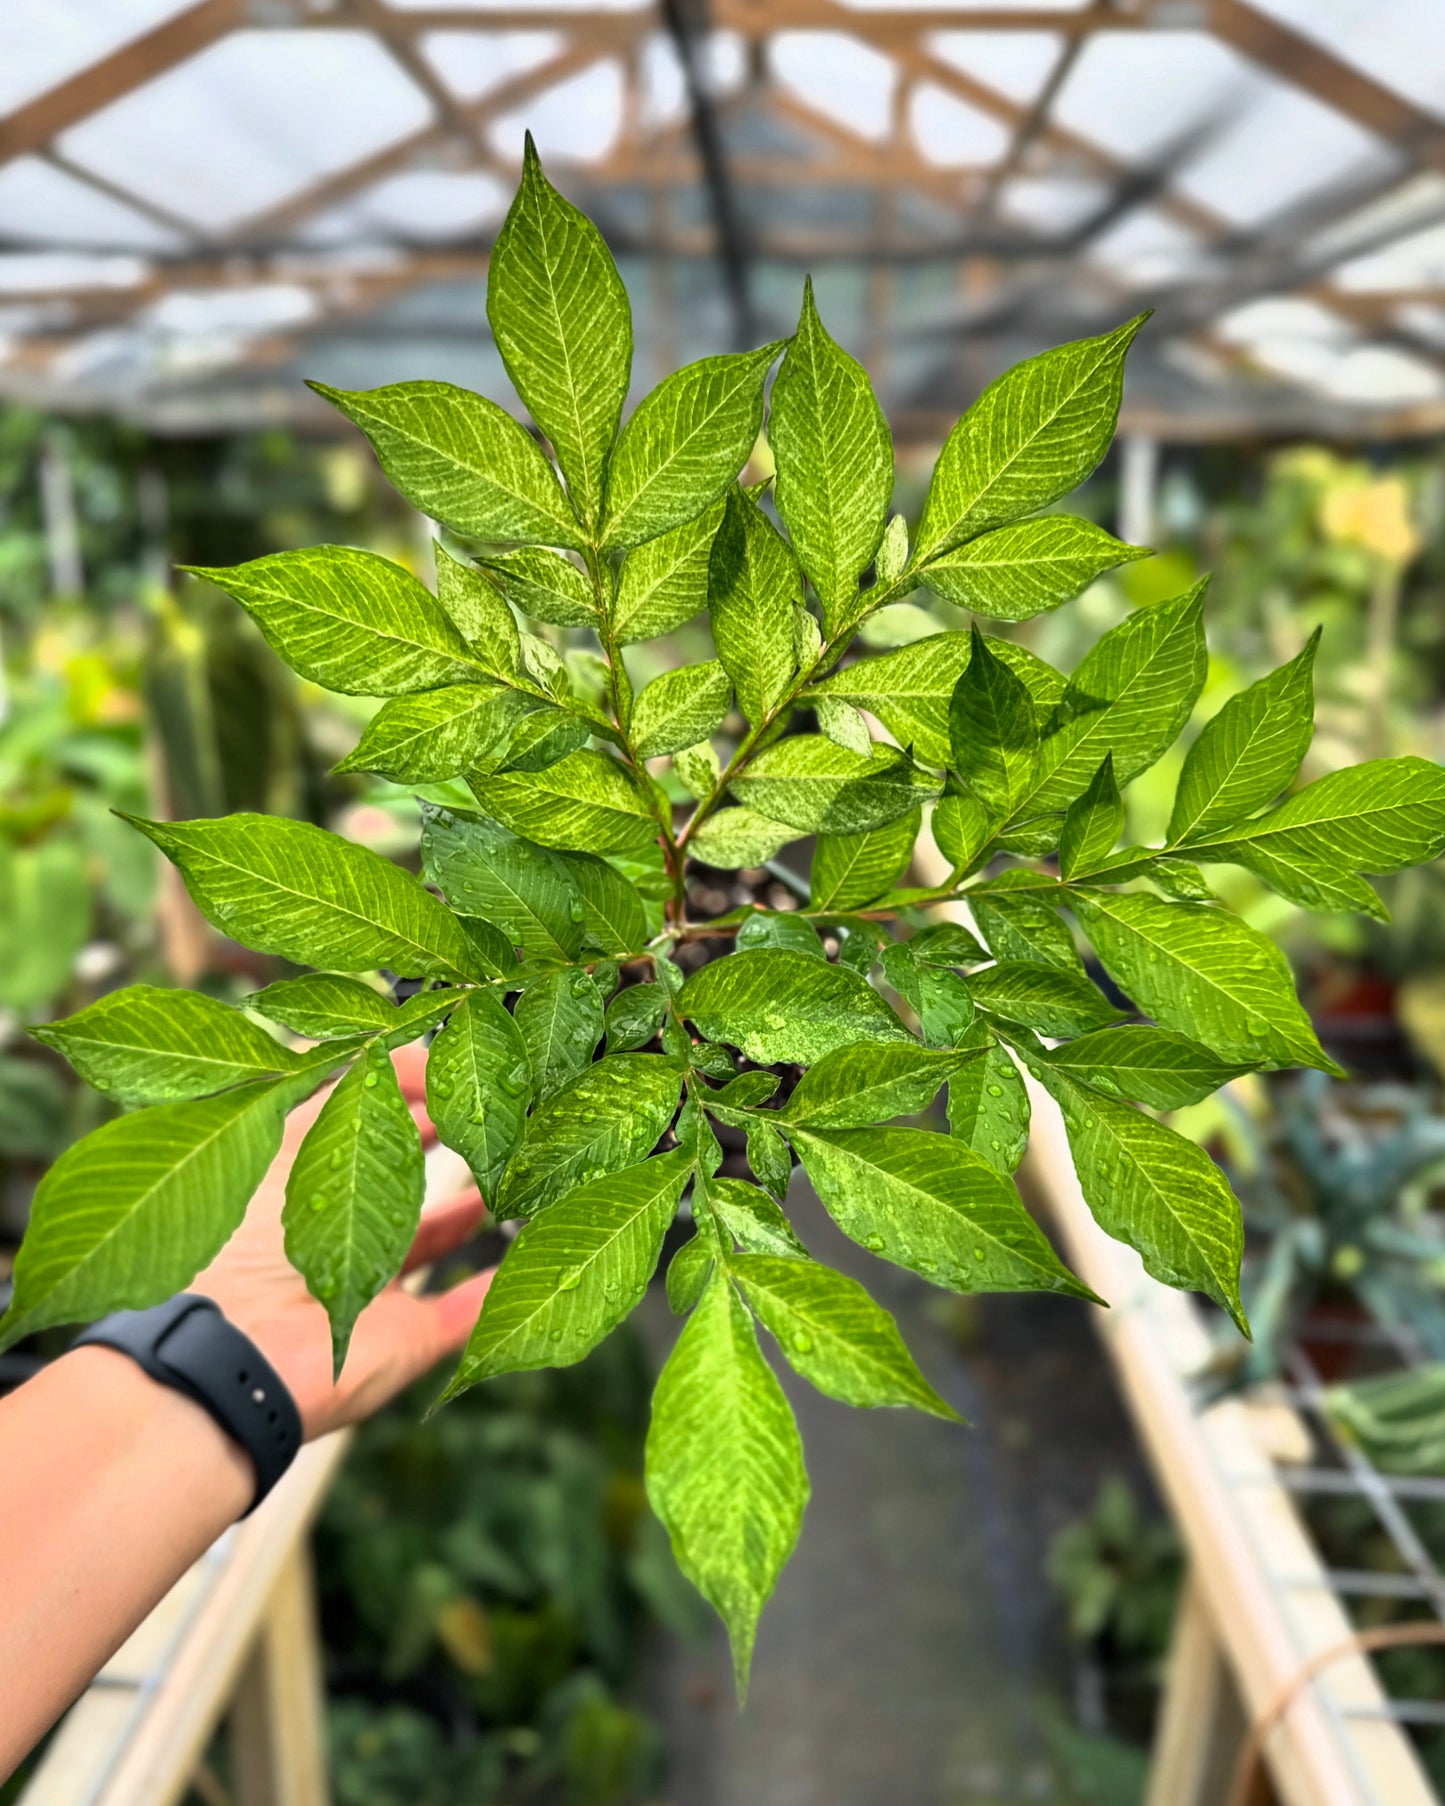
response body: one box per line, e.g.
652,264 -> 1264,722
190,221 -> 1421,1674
8,142 -> 1445,1691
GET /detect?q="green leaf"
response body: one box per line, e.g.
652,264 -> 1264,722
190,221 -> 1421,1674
611,499 -> 724,644
184,547 -> 491,697
811,631 -> 972,768
668,1233 -> 715,1315
471,750 -> 657,854
1071,889 -> 1338,1072
947,1043 -> 1030,1172
426,989 -> 531,1200
733,1254 -> 958,1419
731,914 -> 819,963
875,513 -> 908,586
1059,754 -> 1123,879
495,1053 -> 683,1220
33,985 -> 301,1103
674,739 -> 722,801
645,1273 -> 808,1697
307,381 -> 580,548
970,883 -> 1083,974
489,705 -> 590,775
631,660 -> 732,759
770,279 -> 892,634
479,547 -> 597,629
680,949 -> 909,1064
283,1044 -> 424,1375
557,851 -> 647,955
730,738 -> 938,836
515,967 -> 605,1101
809,809 -> 919,911
0,839 -> 91,1014
435,546 -> 521,677
1026,581 -> 1208,814
932,787 -> 994,872
444,1152 -> 691,1395
1187,756 -> 1445,876
420,802 -> 580,963
1198,842 -> 1387,919
784,1041 -> 979,1128
1028,1059 -> 1246,1333
688,808 -> 797,870
909,923 -> 987,966
707,1176 -> 808,1258
0,1078 -> 296,1350
912,315 -> 1146,563
335,684 -> 530,784
129,813 -> 476,982
246,974 -> 398,1040
1042,1025 -> 1251,1110
605,982 -> 665,1052
789,1125 -> 1093,1299
948,629 -> 1038,820
813,696 -> 872,756
924,515 -> 1148,621
1168,631 -> 1319,844
486,135 -> 631,536
918,967 -> 978,1047
602,341 -> 784,551
708,486 -> 801,728
970,961 -> 1123,1037
747,1121 -> 793,1198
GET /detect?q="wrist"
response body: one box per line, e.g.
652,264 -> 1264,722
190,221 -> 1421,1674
61,1346 -> 255,1525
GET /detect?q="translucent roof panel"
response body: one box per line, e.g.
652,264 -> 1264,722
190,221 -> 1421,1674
58,32 -> 436,233
0,0 -> 196,117
771,34 -> 899,144
420,32 -> 563,105
2,0 -> 1442,438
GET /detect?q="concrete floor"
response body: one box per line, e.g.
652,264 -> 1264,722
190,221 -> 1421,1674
640,1180 -> 1154,1806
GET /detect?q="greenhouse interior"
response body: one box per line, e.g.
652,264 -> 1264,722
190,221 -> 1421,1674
7,2 -> 1445,1804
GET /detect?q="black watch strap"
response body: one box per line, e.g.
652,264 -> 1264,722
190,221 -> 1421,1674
73,1295 -> 302,1514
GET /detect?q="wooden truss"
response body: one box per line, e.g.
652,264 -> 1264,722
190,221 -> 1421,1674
3,0 -> 1445,438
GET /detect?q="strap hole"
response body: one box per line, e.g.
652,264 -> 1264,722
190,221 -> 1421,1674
237,1370 -> 249,1384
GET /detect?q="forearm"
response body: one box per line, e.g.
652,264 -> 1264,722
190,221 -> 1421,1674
0,1346 -> 252,1777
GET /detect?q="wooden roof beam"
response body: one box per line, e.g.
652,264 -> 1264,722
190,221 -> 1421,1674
0,0 -> 244,166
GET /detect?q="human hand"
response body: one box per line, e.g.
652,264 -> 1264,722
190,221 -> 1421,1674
192,1043 -> 493,1439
